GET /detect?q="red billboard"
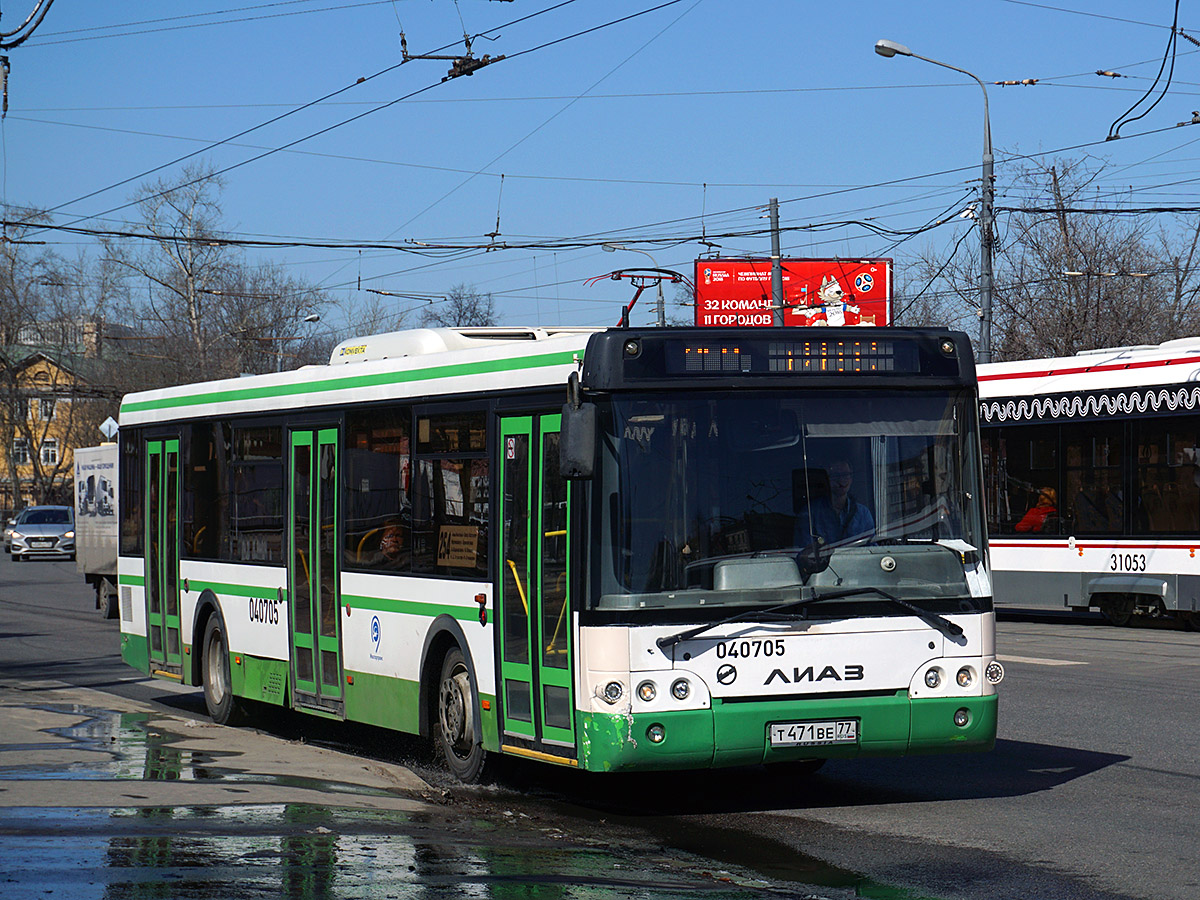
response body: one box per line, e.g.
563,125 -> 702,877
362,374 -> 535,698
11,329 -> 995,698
694,258 -> 892,327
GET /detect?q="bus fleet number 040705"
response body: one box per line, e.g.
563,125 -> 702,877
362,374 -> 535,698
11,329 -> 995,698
715,639 -> 787,659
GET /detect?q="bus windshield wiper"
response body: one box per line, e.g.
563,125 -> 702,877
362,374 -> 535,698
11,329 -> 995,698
655,586 -> 963,652
655,597 -> 818,652
807,586 -> 964,638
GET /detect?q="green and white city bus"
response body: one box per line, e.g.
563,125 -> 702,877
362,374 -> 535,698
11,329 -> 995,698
116,326 -> 1003,780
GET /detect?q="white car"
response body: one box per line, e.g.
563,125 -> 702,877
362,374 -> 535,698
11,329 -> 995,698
2,515 -> 18,553
8,506 -> 75,562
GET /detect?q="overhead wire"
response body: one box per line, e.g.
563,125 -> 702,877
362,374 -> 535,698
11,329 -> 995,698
1107,0 -> 1182,140
22,1 -> 399,47
39,0 -> 584,222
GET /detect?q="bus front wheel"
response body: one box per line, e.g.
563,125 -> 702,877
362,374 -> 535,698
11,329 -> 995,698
202,616 -> 244,725
436,647 -> 488,782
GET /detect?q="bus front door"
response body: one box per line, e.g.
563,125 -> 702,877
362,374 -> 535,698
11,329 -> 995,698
288,428 -> 344,714
498,414 -> 576,761
144,438 -> 183,676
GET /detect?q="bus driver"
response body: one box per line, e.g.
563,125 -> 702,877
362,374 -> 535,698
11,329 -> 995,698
797,459 -> 875,549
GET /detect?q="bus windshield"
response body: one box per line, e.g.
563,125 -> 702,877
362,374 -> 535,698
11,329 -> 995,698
594,389 -> 984,611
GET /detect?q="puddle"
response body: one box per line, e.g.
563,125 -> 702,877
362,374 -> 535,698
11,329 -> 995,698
0,802 -> 822,899
0,705 -> 396,797
0,704 -> 938,898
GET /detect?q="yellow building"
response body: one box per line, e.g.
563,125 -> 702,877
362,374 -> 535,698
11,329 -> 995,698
2,347 -> 118,514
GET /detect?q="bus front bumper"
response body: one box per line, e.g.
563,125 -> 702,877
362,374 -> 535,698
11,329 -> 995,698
576,692 -> 997,773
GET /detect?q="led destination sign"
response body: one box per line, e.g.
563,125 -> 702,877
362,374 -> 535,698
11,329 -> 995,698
581,330 -> 971,389
673,338 -> 919,375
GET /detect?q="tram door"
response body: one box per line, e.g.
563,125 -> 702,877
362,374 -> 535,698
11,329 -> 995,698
497,414 -> 576,757
288,428 -> 344,713
144,439 -> 183,675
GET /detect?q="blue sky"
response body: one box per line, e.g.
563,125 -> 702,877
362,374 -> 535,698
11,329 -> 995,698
4,0 -> 1198,336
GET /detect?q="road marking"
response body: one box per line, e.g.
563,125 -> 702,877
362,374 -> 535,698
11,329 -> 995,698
997,654 -> 1087,667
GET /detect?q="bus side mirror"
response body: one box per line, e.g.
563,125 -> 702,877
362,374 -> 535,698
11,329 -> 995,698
561,372 -> 596,479
561,403 -> 596,479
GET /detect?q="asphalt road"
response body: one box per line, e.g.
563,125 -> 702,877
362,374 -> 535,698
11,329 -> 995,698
2,551 -> 1197,899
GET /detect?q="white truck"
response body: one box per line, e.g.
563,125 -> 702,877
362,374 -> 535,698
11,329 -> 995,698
74,443 -> 119,618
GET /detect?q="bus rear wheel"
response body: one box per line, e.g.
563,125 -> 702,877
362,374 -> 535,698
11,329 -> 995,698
202,616 -> 244,725
436,647 -> 488,783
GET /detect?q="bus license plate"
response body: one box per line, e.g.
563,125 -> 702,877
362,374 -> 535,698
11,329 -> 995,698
769,719 -> 858,747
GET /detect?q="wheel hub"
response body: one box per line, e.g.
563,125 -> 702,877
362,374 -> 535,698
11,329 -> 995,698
440,669 -> 472,754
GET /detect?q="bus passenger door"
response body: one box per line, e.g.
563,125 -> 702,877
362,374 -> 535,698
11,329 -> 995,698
145,438 -> 183,675
498,414 -> 576,759
288,428 -> 344,714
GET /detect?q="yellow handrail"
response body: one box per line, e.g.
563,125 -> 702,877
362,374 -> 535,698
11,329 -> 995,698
506,559 -> 529,615
544,571 -> 569,656
356,527 -> 383,562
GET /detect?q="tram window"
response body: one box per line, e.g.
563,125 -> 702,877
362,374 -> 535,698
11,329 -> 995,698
984,425 -> 1062,535
1135,417 -> 1200,534
1062,422 -> 1123,535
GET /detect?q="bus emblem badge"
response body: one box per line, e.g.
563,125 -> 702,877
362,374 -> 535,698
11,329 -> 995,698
716,664 -> 737,685
370,616 -> 382,661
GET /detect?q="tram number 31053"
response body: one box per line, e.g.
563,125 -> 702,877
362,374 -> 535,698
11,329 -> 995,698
1109,552 -> 1147,572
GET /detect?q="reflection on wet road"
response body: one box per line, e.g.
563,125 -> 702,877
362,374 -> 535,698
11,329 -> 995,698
0,701 -> 935,899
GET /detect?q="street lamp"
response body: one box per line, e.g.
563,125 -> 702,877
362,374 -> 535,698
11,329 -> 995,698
876,39 -> 994,362
275,313 -> 321,372
603,243 -> 666,327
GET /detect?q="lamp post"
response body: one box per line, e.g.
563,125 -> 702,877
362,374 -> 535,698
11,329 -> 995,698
275,313 -> 321,372
231,313 -> 320,373
603,243 -> 666,327
876,39 -> 994,362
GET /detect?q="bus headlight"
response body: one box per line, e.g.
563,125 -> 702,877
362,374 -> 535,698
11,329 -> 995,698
985,661 -> 1005,684
956,666 -> 975,688
954,708 -> 971,727
646,724 -> 665,743
601,681 -> 624,704
924,667 -> 942,689
671,678 -> 690,701
637,680 -> 657,702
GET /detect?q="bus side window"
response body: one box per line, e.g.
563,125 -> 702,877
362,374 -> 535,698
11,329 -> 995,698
344,406 -> 411,573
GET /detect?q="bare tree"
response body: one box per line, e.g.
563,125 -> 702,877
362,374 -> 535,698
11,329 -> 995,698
104,165 -> 233,382
105,164 -> 331,385
219,262 -> 328,374
325,290 -> 412,344
903,156 -> 1200,360
420,284 -> 497,328
1,209 -> 120,508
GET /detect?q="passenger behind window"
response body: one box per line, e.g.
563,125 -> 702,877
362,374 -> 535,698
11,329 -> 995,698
1015,487 -> 1057,533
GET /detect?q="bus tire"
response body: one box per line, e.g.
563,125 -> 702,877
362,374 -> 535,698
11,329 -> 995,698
201,615 -> 244,726
436,646 -> 488,783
